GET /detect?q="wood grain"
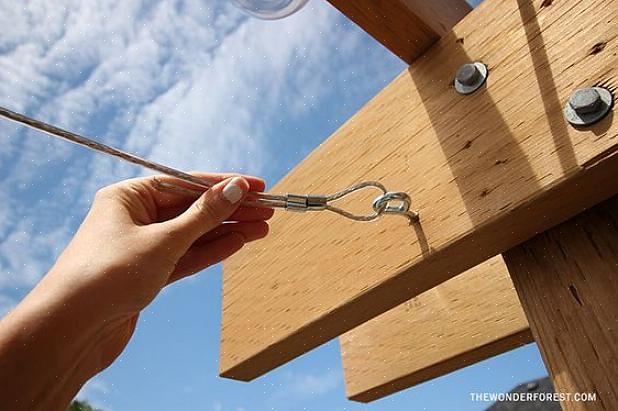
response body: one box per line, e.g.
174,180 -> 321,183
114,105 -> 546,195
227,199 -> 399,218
504,195 -> 618,410
326,0 -> 471,63
221,0 -> 618,380
341,256 -> 532,402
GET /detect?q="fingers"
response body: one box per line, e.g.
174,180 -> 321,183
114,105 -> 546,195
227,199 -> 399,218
163,177 -> 249,247
171,172 -> 267,192
197,221 -> 269,244
156,203 -> 275,223
144,172 -> 267,209
166,232 -> 246,284
229,206 -> 275,222
166,221 -> 269,284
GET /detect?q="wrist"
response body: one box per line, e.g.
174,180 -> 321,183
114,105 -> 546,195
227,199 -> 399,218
0,269 -> 112,410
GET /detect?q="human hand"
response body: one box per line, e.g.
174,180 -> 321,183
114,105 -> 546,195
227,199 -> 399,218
58,173 -> 272,365
0,173 -> 273,410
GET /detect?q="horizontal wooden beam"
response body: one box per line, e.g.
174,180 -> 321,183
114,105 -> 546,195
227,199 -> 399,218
220,0 -> 618,381
504,195 -> 618,410
326,0 -> 471,63
341,256 -> 532,402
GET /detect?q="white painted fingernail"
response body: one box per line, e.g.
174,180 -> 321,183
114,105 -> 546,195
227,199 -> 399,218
222,177 -> 245,204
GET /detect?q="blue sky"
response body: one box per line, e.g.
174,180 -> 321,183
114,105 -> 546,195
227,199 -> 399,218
0,0 -> 549,409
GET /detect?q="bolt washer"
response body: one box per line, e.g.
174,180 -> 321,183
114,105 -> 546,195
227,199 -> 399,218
454,62 -> 488,95
564,87 -> 613,126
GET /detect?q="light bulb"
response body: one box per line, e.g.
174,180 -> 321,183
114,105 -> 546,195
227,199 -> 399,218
231,0 -> 309,20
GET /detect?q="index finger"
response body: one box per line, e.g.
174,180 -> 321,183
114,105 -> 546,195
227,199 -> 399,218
125,172 -> 267,208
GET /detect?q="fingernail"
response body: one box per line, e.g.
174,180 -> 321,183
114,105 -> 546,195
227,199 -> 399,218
222,177 -> 245,204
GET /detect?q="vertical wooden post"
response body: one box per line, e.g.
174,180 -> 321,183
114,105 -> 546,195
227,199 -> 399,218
504,196 -> 618,410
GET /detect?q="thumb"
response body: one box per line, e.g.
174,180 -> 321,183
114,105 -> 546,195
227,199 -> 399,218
166,176 -> 249,244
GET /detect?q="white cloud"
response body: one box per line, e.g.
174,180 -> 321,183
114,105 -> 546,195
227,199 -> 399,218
211,400 -> 250,411
273,368 -> 341,399
77,377 -> 112,411
0,294 -> 16,317
0,219 -> 71,289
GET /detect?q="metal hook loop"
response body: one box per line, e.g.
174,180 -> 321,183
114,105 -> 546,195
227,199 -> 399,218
372,192 -> 419,223
373,192 -> 410,214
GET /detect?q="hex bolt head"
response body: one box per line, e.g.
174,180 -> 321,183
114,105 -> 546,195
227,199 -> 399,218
569,88 -> 603,115
564,86 -> 613,127
456,64 -> 481,86
454,62 -> 488,95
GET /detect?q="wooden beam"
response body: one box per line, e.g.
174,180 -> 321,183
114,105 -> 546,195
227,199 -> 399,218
325,0 -> 472,63
221,0 -> 618,381
341,256 -> 533,402
504,195 -> 618,410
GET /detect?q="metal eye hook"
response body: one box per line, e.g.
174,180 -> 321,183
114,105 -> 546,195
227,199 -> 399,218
373,192 -> 419,224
